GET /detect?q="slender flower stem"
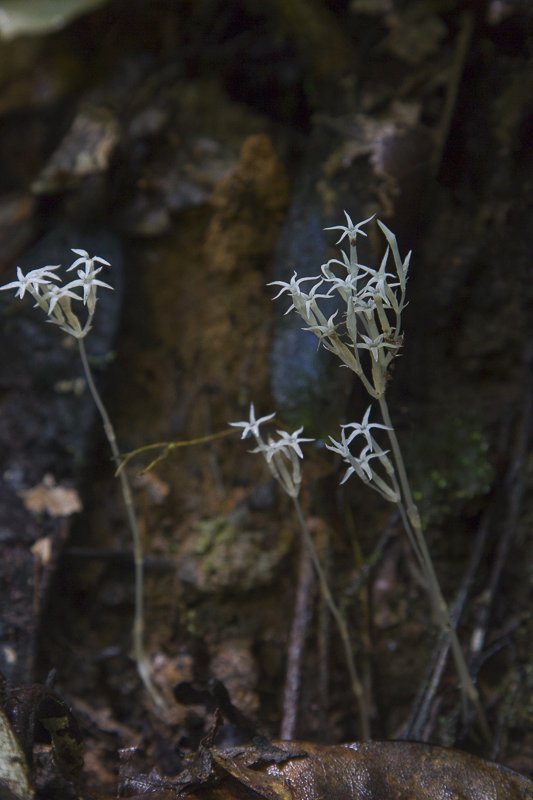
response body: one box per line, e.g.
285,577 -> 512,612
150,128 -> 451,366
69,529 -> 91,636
78,338 -> 164,708
267,212 -> 491,740
378,395 -> 490,741
292,496 -> 371,740
116,429 -> 235,475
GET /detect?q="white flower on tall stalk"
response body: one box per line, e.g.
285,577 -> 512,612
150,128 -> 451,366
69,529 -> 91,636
41,283 -> 83,315
0,250 -> 113,339
325,211 -> 376,246
261,427 -> 314,461
305,311 -> 339,342
230,404 -> 313,498
229,403 -> 276,440
0,249 -> 166,709
65,265 -> 113,315
66,248 -> 111,273
229,402 -> 369,735
269,213 -> 410,401
326,427 -> 398,502
358,332 -> 398,362
0,265 -> 61,299
269,273 -> 330,326
326,433 -> 382,483
341,405 -> 391,447
265,211 -> 489,737
359,249 -> 400,306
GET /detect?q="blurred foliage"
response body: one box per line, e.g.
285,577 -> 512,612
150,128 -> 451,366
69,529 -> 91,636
0,0 -> 109,39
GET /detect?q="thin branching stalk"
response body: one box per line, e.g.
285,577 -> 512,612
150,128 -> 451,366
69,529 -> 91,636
78,339 -> 164,709
292,496 -> 371,740
0,253 -> 165,708
378,395 -> 490,741
229,406 -> 371,738
116,429 -> 234,476
267,211 -> 491,739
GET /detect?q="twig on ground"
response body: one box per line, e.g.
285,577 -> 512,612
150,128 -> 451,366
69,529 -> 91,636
280,543 -> 315,740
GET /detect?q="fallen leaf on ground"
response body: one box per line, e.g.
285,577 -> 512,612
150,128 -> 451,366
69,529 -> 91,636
18,474 -> 82,517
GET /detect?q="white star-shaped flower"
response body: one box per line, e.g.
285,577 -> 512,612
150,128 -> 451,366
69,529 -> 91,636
229,403 -> 275,440
341,406 -> 391,447
325,211 -> 375,246
66,266 -> 113,305
0,265 -> 61,299
41,283 -> 83,314
267,428 -> 314,460
66,249 -> 111,272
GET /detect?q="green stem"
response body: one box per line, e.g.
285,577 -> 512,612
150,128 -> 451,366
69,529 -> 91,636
378,395 -> 490,741
292,496 -> 371,740
78,338 -> 164,708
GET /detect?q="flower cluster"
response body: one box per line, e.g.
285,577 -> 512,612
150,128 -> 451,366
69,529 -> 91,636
269,212 -> 410,400
325,406 -> 399,502
268,212 -> 411,498
0,249 -> 112,339
230,404 -> 314,498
